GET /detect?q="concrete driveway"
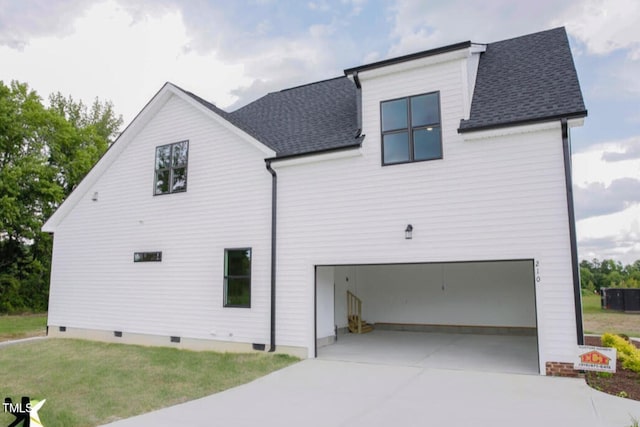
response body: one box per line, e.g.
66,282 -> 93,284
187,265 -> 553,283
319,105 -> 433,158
104,358 -> 640,427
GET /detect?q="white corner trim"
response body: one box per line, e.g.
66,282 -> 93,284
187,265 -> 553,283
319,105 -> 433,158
270,147 -> 363,169
461,121 -> 561,141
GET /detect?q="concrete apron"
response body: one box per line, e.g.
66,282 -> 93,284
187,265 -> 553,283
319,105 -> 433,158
103,358 -> 640,427
317,330 -> 539,374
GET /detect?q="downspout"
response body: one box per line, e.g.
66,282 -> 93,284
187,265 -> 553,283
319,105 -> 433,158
353,72 -> 363,137
561,118 -> 584,345
265,160 -> 277,352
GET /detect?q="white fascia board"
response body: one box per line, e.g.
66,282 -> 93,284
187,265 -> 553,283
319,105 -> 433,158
270,147 -> 363,169
356,49 -> 469,82
168,84 -> 275,157
461,121 -> 561,142
567,117 -> 585,128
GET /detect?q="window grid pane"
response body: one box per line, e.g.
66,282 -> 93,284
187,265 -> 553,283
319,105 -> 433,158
381,99 -> 408,131
383,132 -> 410,164
411,93 -> 440,127
413,127 -> 442,161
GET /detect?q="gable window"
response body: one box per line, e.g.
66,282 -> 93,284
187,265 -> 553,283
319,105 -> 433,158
381,92 -> 442,165
224,248 -> 251,308
154,140 -> 188,195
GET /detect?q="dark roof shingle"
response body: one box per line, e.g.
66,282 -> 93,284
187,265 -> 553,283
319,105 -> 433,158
459,27 -> 587,132
176,27 -> 586,155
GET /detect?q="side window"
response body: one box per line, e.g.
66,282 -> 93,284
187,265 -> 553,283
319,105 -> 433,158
224,248 -> 251,308
381,92 -> 442,165
154,140 -> 188,195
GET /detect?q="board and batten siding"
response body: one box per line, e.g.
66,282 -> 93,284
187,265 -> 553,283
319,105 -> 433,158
48,94 -> 273,345
274,55 -> 578,371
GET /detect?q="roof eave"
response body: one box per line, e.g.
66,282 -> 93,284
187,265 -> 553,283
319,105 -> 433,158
344,41 -> 472,75
457,110 -> 588,134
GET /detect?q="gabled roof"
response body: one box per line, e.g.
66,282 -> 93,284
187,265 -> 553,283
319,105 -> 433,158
181,77 -> 362,157
459,27 -> 587,132
171,27 -> 585,155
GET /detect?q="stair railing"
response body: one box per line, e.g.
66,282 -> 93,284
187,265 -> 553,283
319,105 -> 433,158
347,290 -> 362,334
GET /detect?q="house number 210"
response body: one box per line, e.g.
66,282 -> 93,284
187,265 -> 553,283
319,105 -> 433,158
535,260 -> 541,283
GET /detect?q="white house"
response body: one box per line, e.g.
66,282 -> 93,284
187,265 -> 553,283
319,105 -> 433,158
43,27 -> 587,375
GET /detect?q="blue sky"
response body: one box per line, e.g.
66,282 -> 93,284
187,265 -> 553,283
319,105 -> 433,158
0,0 -> 638,263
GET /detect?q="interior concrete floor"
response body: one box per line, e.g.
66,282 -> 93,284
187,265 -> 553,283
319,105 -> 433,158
317,329 -> 539,374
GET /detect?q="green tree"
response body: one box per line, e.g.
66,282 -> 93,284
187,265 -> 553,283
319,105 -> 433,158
0,80 -> 122,313
579,258 -> 640,291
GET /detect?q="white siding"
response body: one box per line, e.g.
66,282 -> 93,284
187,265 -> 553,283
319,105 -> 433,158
275,56 -> 577,370
48,94 -> 273,345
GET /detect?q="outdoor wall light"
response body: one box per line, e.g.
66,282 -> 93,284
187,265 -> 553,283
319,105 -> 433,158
405,224 -> 413,239
91,191 -> 99,201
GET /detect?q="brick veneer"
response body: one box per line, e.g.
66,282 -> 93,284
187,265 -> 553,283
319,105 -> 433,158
545,362 -> 583,377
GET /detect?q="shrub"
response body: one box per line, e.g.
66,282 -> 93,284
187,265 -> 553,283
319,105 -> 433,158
601,333 -> 640,373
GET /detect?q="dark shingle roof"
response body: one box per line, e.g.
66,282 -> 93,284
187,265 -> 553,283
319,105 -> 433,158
229,77 -> 361,156
459,27 -> 587,132
176,77 -> 361,157
175,27 -> 585,155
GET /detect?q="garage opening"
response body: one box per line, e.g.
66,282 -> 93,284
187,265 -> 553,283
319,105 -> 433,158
315,260 -> 539,374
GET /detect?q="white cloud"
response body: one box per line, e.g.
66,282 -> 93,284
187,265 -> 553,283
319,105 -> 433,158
386,0 -> 573,57
577,204 -> 640,264
0,0 -> 250,124
572,138 -> 640,186
559,0 -> 640,59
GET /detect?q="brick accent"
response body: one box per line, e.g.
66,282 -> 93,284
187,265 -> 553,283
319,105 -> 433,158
545,362 -> 583,377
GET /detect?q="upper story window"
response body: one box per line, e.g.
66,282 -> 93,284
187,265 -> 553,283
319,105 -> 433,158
154,140 -> 188,195
381,92 -> 442,165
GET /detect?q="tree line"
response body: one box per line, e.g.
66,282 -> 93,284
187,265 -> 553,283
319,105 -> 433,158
580,258 -> 640,292
1,80 -> 122,313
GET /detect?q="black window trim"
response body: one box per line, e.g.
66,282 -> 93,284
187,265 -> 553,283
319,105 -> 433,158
223,247 -> 252,308
380,91 -> 443,166
153,140 -> 189,196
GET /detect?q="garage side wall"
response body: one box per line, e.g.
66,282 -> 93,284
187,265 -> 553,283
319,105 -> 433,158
274,55 -> 577,372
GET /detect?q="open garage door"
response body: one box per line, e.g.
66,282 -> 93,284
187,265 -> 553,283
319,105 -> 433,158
315,260 -> 539,374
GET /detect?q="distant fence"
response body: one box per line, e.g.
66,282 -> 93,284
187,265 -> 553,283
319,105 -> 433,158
601,288 -> 640,312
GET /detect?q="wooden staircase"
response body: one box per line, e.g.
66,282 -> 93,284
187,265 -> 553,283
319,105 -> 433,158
347,290 -> 373,334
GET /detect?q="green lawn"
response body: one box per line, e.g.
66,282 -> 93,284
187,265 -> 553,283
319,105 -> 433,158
0,339 -> 298,427
582,294 -> 640,337
0,313 -> 47,341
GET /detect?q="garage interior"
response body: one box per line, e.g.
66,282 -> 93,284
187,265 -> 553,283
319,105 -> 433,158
315,260 -> 539,374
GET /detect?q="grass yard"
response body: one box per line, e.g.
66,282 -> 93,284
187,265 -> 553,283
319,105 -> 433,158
582,294 -> 640,338
0,339 -> 298,427
0,313 -> 47,341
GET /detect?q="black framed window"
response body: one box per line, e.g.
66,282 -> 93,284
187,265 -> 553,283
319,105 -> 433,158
134,251 -> 162,262
381,92 -> 442,165
154,140 -> 188,195
224,248 -> 251,308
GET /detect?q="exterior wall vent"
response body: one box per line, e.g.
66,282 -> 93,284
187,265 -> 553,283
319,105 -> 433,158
170,336 -> 181,343
252,343 -> 266,351
59,326 -> 66,332
114,331 -> 122,337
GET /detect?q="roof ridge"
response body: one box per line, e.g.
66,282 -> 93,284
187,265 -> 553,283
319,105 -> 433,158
277,75 -> 347,93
